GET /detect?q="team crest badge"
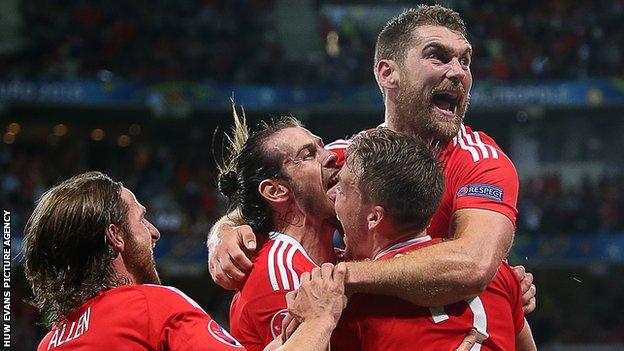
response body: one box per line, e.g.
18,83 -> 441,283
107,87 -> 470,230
270,309 -> 289,338
207,320 -> 244,347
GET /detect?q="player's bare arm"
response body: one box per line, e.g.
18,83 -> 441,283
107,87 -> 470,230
516,319 -> 537,351
344,208 -> 514,306
208,208 -> 537,309
207,209 -> 257,289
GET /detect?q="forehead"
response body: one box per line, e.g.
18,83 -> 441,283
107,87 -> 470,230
121,187 -> 143,209
266,126 -> 321,155
411,25 -> 471,51
340,158 -> 359,186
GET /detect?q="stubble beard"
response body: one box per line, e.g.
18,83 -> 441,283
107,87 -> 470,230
394,78 -> 468,143
123,233 -> 161,285
289,178 -> 340,229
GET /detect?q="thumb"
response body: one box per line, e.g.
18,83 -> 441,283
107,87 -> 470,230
238,226 -> 257,251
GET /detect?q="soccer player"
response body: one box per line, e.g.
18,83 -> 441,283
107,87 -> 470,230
218,113 -> 482,351
24,171 -> 348,351
328,128 -> 536,350
217,114 -> 341,350
208,4 -> 537,313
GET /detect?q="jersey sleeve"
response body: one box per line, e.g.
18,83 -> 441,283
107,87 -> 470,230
242,250 -> 317,347
141,285 -> 245,351
448,139 -> 519,226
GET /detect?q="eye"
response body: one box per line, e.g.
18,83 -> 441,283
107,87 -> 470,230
460,56 -> 471,67
304,148 -> 317,159
428,53 -> 441,61
427,51 -> 450,64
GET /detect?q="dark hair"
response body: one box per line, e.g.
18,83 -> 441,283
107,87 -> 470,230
346,128 -> 444,232
218,107 -> 301,236
374,5 -> 467,87
23,171 -> 129,326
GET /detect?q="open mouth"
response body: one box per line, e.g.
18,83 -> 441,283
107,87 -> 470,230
432,90 -> 460,116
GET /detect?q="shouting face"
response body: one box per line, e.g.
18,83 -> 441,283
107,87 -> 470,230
388,25 -> 473,142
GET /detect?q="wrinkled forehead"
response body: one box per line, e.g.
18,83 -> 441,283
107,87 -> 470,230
411,24 -> 471,52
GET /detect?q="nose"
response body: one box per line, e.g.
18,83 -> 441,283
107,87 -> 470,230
148,221 -> 161,242
446,57 -> 466,84
323,150 -> 339,169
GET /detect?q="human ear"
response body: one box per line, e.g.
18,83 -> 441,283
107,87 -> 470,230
376,59 -> 400,91
259,179 -> 290,204
105,223 -> 125,253
367,205 -> 385,231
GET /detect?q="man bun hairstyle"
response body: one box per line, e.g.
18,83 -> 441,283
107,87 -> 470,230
218,170 -> 239,198
218,105 -> 301,237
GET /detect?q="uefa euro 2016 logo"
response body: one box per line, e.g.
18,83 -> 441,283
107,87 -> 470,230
207,320 -> 244,347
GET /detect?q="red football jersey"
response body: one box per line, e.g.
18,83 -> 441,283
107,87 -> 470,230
331,236 -> 525,351
325,124 -> 519,239
37,284 -> 245,351
230,232 -> 318,351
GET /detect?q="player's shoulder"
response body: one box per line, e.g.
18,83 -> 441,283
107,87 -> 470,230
133,284 -> 206,312
37,330 -> 54,351
263,232 -> 317,292
446,124 -> 512,165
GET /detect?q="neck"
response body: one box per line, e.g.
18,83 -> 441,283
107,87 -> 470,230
369,229 -> 428,260
273,213 -> 336,265
111,256 -> 137,284
384,98 -> 399,131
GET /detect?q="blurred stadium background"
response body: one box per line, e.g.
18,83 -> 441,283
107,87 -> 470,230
2,0 -> 624,349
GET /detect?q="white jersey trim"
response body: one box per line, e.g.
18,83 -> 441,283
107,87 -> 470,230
453,124 -> 500,162
267,232 -> 317,291
325,139 -> 351,150
373,235 -> 432,261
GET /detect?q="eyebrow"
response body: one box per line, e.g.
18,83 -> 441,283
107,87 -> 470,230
295,142 -> 317,157
423,42 -> 472,57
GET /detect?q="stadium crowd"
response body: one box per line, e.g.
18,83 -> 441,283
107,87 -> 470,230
2,130 -> 622,249
518,173 -> 624,234
4,121 -> 624,350
2,0 -> 623,83
3,2 -> 624,349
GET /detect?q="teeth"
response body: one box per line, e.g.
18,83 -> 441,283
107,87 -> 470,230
433,91 -> 460,113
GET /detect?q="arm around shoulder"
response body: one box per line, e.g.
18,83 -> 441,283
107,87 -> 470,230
345,208 -> 514,306
207,209 -> 258,290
